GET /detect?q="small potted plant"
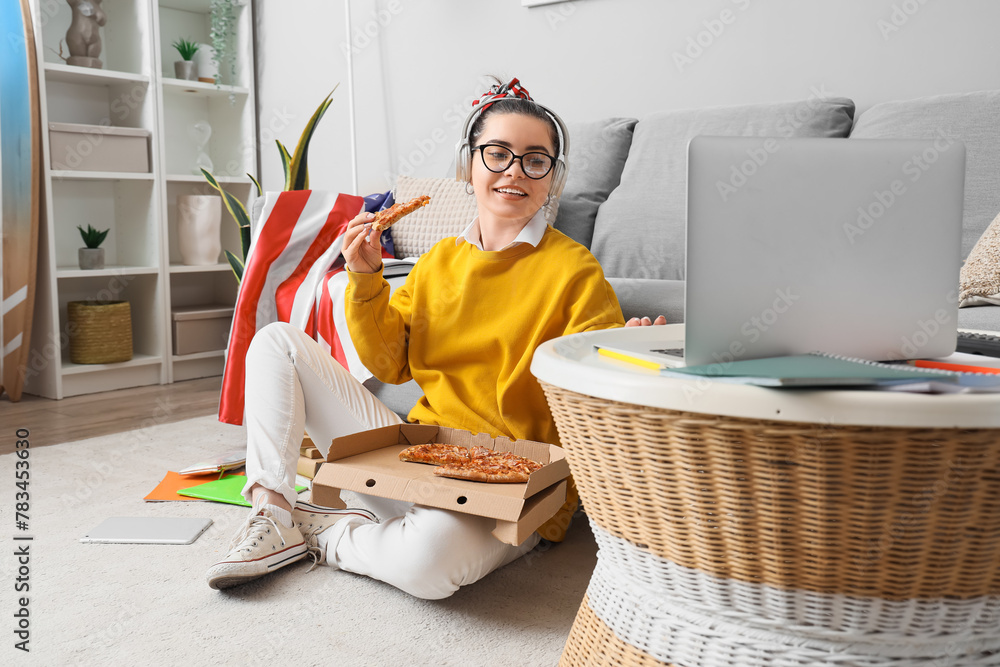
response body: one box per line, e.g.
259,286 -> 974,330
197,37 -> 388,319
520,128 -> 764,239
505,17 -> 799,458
172,38 -> 200,81
78,224 -> 109,270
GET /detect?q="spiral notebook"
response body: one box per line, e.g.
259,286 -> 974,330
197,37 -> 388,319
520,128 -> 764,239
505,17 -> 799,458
661,352 -> 1000,389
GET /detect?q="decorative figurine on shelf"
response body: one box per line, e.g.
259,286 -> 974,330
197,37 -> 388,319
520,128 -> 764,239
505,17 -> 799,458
65,0 -> 107,69
189,121 -> 214,175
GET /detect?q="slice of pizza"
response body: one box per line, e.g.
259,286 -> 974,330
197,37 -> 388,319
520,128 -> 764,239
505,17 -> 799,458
433,451 -> 543,484
398,443 -> 471,466
371,195 -> 431,233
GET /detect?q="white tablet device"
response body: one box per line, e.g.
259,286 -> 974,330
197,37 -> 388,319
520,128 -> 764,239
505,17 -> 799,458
80,517 -> 213,545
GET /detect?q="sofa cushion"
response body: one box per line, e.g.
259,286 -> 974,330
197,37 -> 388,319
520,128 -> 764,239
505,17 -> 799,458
957,303 -> 1000,332
590,96 -> 857,280
607,277 -> 685,323
391,175 -> 478,258
363,376 -> 424,419
849,89 -> 1000,260
554,118 -> 638,248
960,211 -> 1000,307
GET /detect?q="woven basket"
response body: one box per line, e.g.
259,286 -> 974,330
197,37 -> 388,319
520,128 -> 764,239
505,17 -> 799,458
540,381 -> 1000,655
561,596 -> 672,667
67,300 -> 133,364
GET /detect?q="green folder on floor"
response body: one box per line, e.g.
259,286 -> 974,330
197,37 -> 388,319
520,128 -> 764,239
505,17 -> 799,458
178,474 -> 306,507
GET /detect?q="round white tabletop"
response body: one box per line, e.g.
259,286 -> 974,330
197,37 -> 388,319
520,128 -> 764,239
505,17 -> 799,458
530,324 -> 1000,428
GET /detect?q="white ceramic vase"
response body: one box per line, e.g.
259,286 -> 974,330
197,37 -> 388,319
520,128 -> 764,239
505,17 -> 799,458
177,195 -> 222,266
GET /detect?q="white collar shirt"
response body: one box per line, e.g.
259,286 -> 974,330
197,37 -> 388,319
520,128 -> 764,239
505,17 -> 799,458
455,209 -> 548,252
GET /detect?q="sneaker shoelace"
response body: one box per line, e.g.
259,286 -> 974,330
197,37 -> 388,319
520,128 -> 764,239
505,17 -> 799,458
229,511 -> 284,554
296,507 -> 378,572
299,513 -> 328,572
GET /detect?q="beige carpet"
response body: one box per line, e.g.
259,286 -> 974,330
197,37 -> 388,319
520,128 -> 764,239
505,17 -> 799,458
1,416 -> 595,666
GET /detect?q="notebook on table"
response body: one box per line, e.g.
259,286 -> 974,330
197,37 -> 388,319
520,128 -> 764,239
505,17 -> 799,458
673,136 -> 967,367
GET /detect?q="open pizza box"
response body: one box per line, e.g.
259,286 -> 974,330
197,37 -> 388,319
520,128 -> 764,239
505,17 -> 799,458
311,424 -> 570,546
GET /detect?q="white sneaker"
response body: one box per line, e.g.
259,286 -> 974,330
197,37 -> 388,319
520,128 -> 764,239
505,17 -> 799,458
292,501 -> 378,567
206,505 -> 307,590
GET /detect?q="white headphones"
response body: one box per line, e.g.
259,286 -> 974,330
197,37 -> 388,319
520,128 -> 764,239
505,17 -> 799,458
455,99 -> 570,201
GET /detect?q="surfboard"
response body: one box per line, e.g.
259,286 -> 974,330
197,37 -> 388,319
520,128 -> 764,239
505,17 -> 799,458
1,0 -> 42,401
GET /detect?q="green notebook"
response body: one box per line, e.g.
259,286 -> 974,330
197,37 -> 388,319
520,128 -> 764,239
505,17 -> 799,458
662,353 -> 959,387
178,475 -> 307,507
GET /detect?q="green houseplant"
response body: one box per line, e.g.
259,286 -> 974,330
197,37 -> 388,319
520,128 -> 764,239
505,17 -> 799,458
202,87 -> 337,283
172,38 -> 200,81
77,224 -> 109,270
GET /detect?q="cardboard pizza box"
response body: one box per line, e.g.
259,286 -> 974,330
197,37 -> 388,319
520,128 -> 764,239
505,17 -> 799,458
311,424 -> 571,545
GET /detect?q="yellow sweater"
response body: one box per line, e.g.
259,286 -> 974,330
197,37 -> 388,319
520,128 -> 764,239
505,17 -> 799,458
346,226 -> 625,540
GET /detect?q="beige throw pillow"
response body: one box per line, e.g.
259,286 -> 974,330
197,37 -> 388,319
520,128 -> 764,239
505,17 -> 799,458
391,176 -> 479,258
960,211 -> 1000,307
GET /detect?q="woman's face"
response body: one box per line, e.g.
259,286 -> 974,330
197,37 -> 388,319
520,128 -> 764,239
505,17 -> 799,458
470,112 -> 556,227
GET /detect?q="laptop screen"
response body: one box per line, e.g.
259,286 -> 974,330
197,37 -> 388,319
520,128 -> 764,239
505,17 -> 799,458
684,136 -> 965,365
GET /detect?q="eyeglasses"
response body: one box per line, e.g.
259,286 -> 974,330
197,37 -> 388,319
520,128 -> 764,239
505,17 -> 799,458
474,144 -> 555,179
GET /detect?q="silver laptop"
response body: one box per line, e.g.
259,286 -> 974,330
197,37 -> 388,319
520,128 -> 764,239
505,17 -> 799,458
681,136 -> 965,366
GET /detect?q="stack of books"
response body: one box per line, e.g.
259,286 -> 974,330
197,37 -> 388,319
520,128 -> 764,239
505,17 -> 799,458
594,344 -> 1000,393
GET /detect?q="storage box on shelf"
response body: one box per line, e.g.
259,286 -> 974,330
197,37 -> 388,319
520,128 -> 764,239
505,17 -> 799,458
48,122 -> 151,172
26,0 -> 256,398
171,305 -> 234,356
168,269 -> 238,381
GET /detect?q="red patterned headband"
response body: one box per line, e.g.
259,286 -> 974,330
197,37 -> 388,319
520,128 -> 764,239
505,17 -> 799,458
471,77 -> 532,112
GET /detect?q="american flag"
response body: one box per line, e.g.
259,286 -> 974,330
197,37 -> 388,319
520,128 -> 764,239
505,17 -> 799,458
218,189 -> 395,425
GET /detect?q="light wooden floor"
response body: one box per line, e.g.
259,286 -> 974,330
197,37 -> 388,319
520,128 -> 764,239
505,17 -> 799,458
0,377 -> 222,455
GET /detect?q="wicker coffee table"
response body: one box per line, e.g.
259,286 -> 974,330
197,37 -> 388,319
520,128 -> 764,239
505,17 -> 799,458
531,325 -> 1000,667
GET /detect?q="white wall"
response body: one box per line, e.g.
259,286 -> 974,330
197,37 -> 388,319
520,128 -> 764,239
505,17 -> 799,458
255,0 -> 1000,196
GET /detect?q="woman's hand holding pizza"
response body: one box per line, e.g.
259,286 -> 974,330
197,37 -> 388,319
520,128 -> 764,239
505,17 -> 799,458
343,208 -> 384,274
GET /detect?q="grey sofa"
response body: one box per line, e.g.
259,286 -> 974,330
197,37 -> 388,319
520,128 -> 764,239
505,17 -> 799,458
260,90 -> 1000,417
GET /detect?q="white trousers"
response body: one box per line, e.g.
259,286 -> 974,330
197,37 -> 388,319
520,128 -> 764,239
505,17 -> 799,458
241,322 -> 541,599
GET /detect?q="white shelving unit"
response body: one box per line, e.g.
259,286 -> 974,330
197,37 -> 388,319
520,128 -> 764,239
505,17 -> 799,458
26,0 -> 256,398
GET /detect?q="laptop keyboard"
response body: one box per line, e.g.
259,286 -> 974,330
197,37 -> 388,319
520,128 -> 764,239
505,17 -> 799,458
956,330 -> 1000,358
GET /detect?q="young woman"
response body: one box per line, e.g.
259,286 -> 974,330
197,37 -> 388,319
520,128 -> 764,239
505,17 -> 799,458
206,78 -> 662,598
